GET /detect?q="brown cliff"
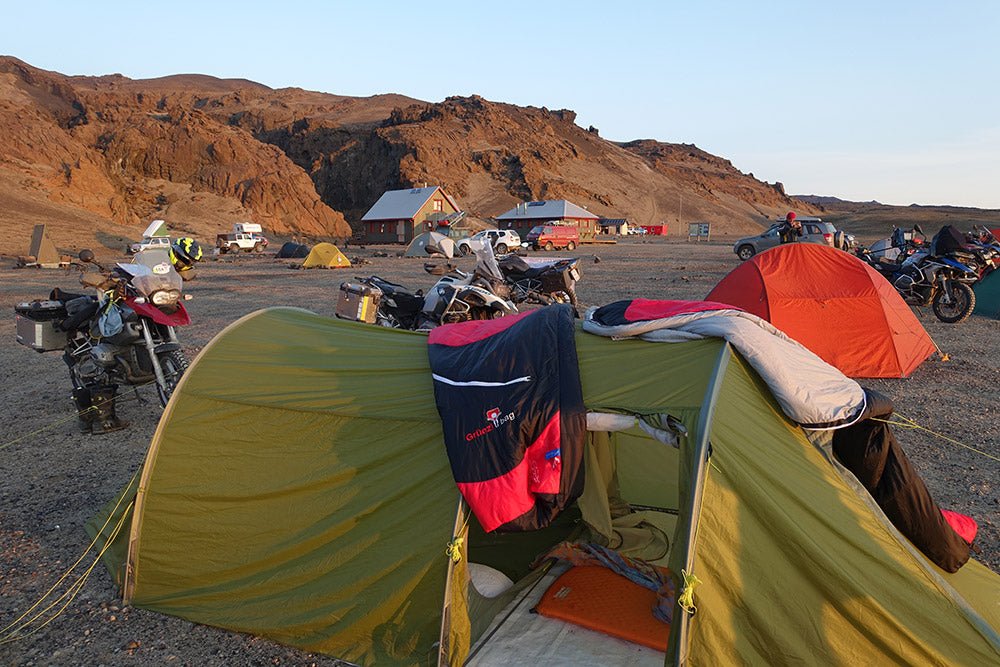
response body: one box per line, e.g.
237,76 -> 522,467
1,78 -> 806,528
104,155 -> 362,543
252,96 -> 815,234
0,57 -> 352,255
1,56 -> 819,256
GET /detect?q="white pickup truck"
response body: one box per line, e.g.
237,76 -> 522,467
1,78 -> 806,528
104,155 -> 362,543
216,223 -> 269,254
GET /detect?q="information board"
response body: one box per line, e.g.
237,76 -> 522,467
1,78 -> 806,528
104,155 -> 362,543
688,222 -> 711,241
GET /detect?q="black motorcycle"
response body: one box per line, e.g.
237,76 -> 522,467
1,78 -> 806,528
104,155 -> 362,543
496,254 -> 582,306
346,244 -> 518,330
859,226 -> 978,323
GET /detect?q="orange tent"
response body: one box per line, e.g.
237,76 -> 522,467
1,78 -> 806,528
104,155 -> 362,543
706,244 -> 936,378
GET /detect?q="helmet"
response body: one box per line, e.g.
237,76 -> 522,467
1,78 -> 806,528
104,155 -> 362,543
169,237 -> 203,271
785,211 -> 797,221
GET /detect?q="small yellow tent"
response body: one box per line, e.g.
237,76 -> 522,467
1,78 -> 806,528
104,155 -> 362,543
301,243 -> 351,269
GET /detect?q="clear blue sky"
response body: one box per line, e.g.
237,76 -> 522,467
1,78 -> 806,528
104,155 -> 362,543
4,1 -> 999,208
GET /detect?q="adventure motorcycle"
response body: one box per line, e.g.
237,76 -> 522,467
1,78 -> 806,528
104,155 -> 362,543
957,225 -> 1000,279
348,243 -> 518,330
859,228 -> 978,324
17,248 -> 194,433
496,254 -> 582,306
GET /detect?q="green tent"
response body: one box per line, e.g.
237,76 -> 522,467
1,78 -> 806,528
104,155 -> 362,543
88,308 -> 1000,665
973,270 -> 1000,319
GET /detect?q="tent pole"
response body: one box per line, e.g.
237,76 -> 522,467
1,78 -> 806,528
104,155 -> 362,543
669,342 -> 730,666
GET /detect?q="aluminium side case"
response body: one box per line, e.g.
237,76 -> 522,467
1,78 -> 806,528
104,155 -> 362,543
14,300 -> 67,352
336,283 -> 382,324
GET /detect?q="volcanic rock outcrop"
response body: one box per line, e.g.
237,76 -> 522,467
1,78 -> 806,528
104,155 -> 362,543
0,57 -> 351,253
251,95 -> 813,231
0,56 -> 815,255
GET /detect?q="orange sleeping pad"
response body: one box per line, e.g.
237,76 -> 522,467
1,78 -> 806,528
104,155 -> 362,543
533,565 -> 671,651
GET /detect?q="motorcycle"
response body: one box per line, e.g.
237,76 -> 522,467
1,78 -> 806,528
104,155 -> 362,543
23,248 -> 194,431
349,243 -> 518,330
958,225 -> 1000,279
496,254 -> 582,306
859,227 -> 978,324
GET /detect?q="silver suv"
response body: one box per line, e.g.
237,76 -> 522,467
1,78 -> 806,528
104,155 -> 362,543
457,229 -> 522,255
733,217 -> 837,260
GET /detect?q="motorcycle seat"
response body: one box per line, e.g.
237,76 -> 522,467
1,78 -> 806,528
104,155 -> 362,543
499,256 -> 548,279
49,288 -> 91,303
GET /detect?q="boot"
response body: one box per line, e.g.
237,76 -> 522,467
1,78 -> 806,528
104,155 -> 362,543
88,386 -> 128,434
72,387 -> 96,434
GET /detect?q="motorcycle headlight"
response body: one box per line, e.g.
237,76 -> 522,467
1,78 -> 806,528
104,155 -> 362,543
151,289 -> 181,306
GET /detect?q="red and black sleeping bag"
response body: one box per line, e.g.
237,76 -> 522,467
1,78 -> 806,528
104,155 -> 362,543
427,305 -> 586,533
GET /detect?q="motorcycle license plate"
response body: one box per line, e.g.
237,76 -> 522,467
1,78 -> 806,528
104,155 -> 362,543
569,268 -> 581,281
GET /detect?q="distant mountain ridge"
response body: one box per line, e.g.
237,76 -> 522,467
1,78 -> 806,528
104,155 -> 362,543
794,194 -> 1000,240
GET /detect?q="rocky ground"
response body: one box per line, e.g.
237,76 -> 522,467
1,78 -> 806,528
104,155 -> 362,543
0,238 -> 996,666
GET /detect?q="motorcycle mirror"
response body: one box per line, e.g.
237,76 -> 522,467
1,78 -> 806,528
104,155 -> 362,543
913,224 -> 924,235
79,249 -> 95,263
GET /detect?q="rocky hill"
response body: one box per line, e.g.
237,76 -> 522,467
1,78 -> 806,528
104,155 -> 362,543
0,58 -> 354,255
0,56 -> 816,256
238,95 -> 814,231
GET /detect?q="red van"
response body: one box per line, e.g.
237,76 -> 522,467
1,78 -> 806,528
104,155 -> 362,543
526,225 -> 579,251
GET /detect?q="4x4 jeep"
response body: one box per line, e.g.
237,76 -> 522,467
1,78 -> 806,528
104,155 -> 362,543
457,229 -> 521,255
126,236 -> 171,255
733,217 -> 837,260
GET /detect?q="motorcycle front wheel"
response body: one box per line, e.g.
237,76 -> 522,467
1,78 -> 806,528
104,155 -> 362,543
931,282 -> 975,324
155,349 -> 190,407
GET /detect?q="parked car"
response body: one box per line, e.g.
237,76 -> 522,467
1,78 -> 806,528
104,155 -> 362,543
524,225 -> 580,251
733,217 -> 837,260
457,229 -> 521,255
217,222 -> 269,254
127,235 -> 172,255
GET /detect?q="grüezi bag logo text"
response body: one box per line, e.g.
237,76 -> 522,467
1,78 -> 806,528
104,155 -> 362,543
466,407 -> 517,442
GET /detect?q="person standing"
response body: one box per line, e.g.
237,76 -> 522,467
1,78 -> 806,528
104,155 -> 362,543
779,211 -> 803,244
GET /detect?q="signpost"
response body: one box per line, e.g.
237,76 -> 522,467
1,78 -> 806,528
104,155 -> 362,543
688,222 -> 711,242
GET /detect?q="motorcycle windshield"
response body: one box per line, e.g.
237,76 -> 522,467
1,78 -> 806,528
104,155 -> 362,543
473,244 -> 504,282
124,250 -> 183,297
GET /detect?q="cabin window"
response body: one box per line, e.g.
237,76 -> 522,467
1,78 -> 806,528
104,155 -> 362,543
433,199 -> 443,212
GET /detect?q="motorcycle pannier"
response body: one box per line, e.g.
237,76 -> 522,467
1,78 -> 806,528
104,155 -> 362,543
336,283 -> 381,324
541,268 -> 574,293
15,301 -> 67,352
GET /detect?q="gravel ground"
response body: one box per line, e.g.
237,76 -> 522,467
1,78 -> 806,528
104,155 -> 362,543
0,238 -> 997,665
